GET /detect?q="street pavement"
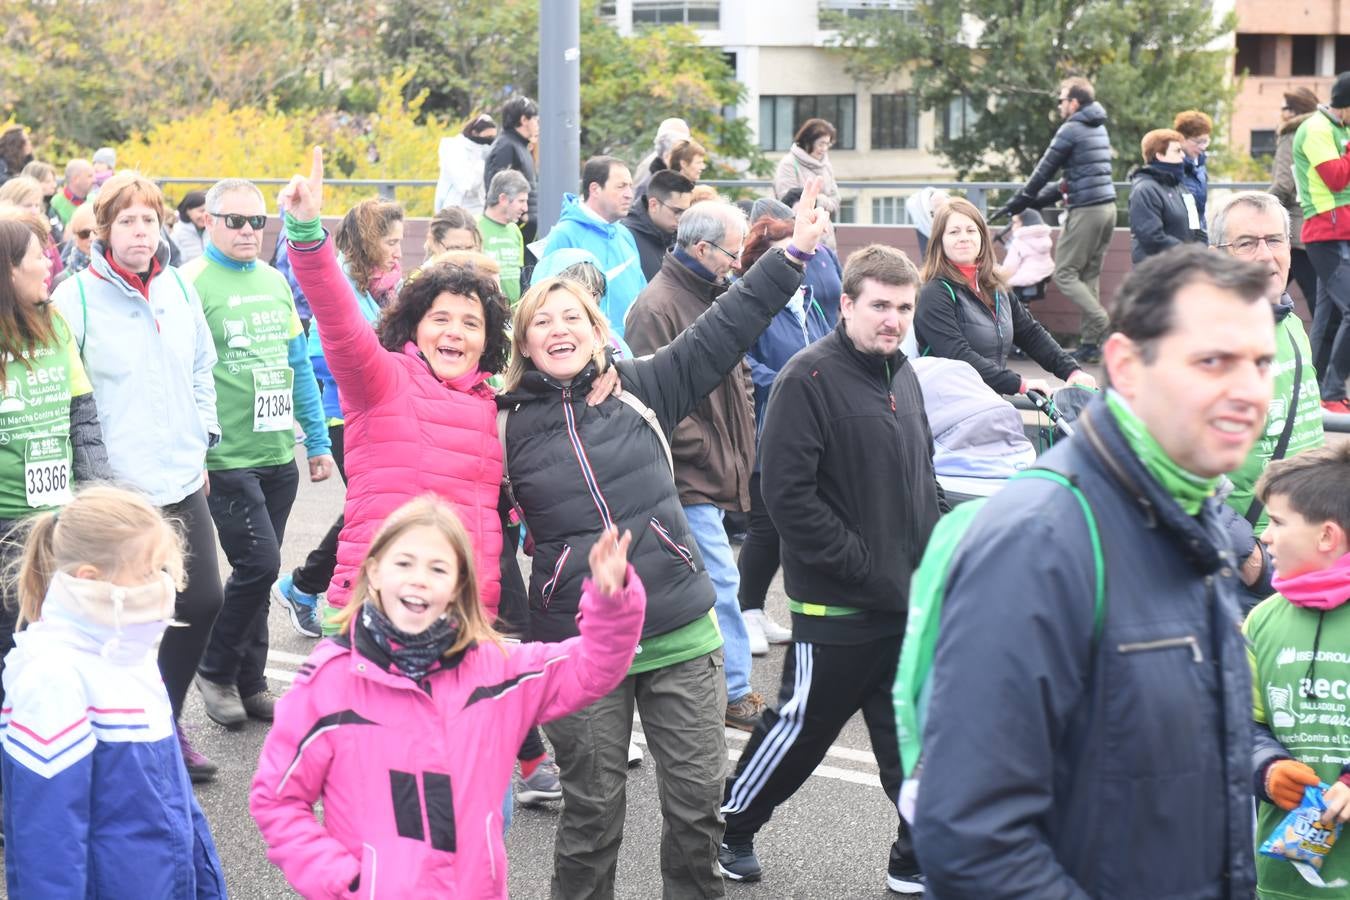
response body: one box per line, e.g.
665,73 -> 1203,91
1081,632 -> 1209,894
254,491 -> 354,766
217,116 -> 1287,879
135,473 -> 906,900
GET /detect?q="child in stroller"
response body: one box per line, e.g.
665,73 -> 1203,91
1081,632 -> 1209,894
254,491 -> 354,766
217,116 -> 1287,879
997,209 -> 1055,303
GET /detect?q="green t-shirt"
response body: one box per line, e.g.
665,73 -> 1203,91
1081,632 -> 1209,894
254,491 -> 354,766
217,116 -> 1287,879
628,610 -> 722,676
1227,314 -> 1325,532
1245,596 -> 1350,899
183,255 -> 303,471
478,215 -> 525,304
0,314 -> 91,520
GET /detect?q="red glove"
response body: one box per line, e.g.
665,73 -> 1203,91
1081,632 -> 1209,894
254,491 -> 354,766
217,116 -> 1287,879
1266,759 -> 1320,810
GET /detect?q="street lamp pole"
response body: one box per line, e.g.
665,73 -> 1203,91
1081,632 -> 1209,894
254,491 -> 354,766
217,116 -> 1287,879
537,0 -> 581,237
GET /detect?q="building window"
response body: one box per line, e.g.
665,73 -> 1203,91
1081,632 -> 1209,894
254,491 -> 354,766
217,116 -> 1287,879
598,0 -> 617,17
1235,34 -> 1277,76
941,95 -> 981,141
871,93 -> 920,150
1291,36 -> 1318,76
1337,36 -> 1350,74
837,198 -> 856,224
872,196 -> 907,225
1250,129 -> 1277,157
759,95 -> 857,151
819,0 -> 917,21
632,0 -> 720,27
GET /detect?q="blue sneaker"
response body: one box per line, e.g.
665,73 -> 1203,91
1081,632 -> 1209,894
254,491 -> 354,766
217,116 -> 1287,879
271,574 -> 321,638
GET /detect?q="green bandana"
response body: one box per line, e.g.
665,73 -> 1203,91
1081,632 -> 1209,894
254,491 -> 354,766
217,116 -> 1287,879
1104,391 -> 1219,516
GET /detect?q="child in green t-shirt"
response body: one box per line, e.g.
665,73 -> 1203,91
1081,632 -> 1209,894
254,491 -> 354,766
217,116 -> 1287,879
1246,443 -> 1350,898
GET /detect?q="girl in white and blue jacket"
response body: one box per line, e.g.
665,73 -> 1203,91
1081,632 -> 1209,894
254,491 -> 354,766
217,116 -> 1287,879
1,485 -> 226,899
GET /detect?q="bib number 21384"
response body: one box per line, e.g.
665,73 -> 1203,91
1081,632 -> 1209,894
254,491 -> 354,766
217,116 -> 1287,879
253,367 -> 294,433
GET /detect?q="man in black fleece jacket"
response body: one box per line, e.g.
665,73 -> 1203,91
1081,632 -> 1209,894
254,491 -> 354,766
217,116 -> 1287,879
718,244 -> 943,896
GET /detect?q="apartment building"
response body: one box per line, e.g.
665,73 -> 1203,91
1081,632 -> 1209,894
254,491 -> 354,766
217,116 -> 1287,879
603,0 -> 964,223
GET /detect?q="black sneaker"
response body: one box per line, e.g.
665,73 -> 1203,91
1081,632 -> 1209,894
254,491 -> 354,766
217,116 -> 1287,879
886,869 -> 926,894
718,840 -> 763,883
1071,343 -> 1101,364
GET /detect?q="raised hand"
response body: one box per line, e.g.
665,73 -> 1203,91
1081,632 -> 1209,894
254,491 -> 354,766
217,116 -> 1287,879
790,176 -> 830,257
588,527 -> 632,598
278,146 -> 325,222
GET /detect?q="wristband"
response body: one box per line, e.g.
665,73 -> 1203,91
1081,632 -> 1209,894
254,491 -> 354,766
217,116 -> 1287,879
785,244 -> 816,264
284,211 -> 324,243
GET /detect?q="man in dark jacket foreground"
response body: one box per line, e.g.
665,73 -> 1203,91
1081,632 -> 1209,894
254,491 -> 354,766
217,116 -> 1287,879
624,169 -> 693,282
999,76 -> 1116,363
718,244 -> 941,895
914,245 -> 1276,899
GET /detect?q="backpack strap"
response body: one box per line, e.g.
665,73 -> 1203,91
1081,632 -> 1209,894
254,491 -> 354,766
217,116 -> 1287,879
616,390 -> 673,476
497,407 -> 527,533
1244,330 -> 1302,526
1018,468 -> 1106,640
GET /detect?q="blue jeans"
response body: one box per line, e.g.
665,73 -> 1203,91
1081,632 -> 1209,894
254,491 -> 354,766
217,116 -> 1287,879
684,502 -> 753,702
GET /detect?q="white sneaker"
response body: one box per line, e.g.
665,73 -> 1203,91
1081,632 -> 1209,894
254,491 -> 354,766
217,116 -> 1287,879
628,740 -> 644,767
744,612 -> 769,656
745,609 -> 791,645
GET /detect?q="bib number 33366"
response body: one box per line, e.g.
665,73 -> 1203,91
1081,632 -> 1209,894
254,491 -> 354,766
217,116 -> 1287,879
25,437 -> 72,508
253,367 -> 294,433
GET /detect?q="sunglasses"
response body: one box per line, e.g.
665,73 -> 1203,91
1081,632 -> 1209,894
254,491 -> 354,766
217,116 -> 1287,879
213,213 -> 267,230
74,229 -> 93,240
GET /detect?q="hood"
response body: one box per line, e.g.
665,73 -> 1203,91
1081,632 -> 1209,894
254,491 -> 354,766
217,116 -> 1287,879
1070,101 -> 1108,128
1279,111 -> 1314,137
88,237 -> 173,296
1130,164 -> 1180,186
1011,223 -> 1053,252
531,246 -> 605,287
623,202 -> 665,241
788,144 -> 830,173
448,132 -> 492,161
1274,292 -> 1296,322
556,193 -> 617,238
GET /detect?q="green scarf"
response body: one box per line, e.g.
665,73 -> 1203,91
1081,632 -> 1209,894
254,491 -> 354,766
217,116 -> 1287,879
1104,391 -> 1219,516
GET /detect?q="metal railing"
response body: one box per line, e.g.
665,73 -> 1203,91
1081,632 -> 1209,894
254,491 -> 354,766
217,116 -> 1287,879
1010,394 -> 1350,435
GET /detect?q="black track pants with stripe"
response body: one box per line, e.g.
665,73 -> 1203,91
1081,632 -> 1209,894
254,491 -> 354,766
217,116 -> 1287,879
720,633 -> 917,874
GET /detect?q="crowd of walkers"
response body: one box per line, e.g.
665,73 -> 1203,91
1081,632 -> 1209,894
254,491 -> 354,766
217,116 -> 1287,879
0,67 -> 1345,899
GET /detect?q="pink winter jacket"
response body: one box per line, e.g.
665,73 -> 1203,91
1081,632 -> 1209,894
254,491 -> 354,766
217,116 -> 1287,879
250,567 -> 645,900
1000,223 -> 1056,287
288,236 -> 503,615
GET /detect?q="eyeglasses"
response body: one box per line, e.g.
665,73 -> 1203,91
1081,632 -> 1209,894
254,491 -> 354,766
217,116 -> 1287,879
656,198 -> 689,217
703,240 -> 739,262
74,229 -> 93,240
1057,96 -> 1071,105
212,213 -> 266,230
1217,234 -> 1287,256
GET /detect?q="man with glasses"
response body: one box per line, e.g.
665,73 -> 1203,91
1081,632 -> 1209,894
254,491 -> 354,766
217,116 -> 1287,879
626,201 -> 767,733
478,168 -> 530,303
624,169 -> 694,281
182,178 -> 333,730
1174,110 -> 1213,239
996,76 -> 1115,364
1211,192 -> 1324,608
1293,70 -> 1350,414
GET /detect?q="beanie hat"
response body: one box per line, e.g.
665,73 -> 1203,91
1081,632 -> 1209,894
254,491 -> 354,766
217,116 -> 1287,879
1017,209 -> 1044,227
92,147 -> 116,168
1332,73 -> 1350,109
1284,87 -> 1319,116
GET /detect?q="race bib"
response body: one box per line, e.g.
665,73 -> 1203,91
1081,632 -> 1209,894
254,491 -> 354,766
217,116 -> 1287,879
252,367 -> 294,433
1182,192 -> 1201,231
24,436 -> 72,508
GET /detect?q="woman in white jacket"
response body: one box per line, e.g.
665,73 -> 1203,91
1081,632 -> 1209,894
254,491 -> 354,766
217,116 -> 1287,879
434,114 -> 497,215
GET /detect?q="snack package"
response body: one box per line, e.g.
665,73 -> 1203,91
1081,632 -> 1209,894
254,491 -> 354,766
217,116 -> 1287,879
1260,783 -> 1348,888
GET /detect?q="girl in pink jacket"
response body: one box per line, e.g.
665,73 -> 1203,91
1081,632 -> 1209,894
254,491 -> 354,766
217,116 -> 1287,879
249,496 -> 645,899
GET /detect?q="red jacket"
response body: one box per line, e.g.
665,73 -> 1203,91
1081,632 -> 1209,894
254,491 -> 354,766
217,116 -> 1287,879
287,237 -> 503,615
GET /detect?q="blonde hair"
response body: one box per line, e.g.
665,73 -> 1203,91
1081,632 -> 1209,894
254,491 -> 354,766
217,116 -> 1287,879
0,176 -> 44,212
502,277 -> 610,392
92,172 -> 165,243
67,201 -> 96,237
331,496 -> 501,655
10,485 -> 185,629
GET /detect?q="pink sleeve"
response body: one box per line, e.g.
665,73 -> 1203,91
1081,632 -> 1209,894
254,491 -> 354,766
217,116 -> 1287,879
512,566 -> 646,725
288,235 -> 397,412
249,679 -> 362,900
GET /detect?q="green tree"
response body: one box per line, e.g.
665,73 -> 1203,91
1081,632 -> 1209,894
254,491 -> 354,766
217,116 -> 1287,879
828,0 -> 1236,180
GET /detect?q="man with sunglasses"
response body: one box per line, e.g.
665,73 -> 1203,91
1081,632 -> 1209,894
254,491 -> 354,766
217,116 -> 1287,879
995,75 -> 1115,365
626,201 -> 768,733
182,178 -> 333,730
624,169 -> 694,281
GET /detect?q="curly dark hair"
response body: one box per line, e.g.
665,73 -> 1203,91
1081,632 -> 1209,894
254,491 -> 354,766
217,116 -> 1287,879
377,261 -> 511,375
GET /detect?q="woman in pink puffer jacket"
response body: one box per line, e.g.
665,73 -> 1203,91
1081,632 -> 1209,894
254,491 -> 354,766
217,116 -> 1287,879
250,498 -> 644,899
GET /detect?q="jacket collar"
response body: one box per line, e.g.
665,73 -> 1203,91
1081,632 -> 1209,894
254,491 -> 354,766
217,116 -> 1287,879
668,246 -> 722,298
829,320 -> 905,377
1274,293 -> 1295,322
503,350 -> 609,403
400,341 -> 494,396
1279,111 -> 1314,137
623,202 -> 666,241
1076,399 -> 1227,574
330,612 -> 472,692
89,239 -> 170,300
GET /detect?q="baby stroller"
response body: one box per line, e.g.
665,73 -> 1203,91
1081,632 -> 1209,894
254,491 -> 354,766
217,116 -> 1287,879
911,357 -> 1094,505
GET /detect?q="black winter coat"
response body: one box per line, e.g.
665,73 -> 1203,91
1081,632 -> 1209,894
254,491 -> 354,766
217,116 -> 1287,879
1014,101 -> 1116,211
913,277 -> 1078,395
483,130 -> 537,234
915,401 -> 1256,899
1128,165 -> 1204,263
498,249 -> 802,645
622,203 -> 672,283
759,326 -> 942,615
